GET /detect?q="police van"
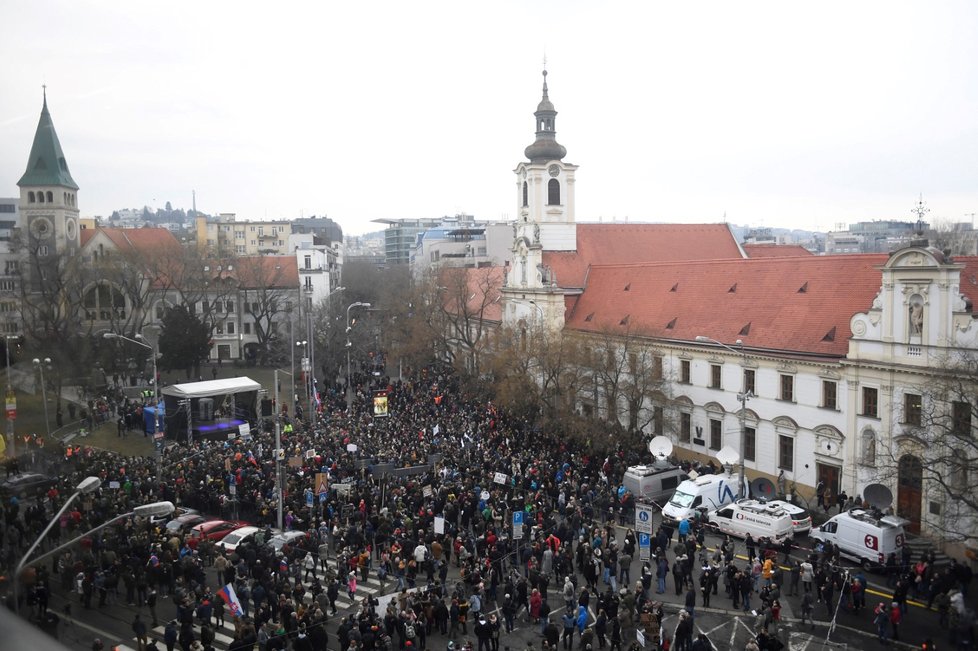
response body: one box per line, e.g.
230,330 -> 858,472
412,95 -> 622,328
809,509 -> 908,571
622,462 -> 688,507
661,472 -> 747,526
706,499 -> 794,542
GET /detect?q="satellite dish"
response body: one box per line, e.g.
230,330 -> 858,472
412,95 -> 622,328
751,477 -> 776,500
648,436 -> 673,460
863,483 -> 894,510
715,445 -> 740,467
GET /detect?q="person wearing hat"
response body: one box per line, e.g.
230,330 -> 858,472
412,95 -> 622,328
163,620 -> 178,651
873,602 -> 890,642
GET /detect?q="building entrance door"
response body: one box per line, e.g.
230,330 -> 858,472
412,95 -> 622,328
897,454 -> 923,534
816,463 -> 841,510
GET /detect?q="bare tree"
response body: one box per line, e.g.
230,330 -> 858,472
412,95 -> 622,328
875,352 -> 978,545
237,255 -> 299,366
436,266 -> 502,376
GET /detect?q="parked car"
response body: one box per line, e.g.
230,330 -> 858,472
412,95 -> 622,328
165,513 -> 207,534
1,472 -> 58,497
150,506 -> 199,527
187,520 -> 250,549
265,530 -> 308,556
767,499 -> 812,535
215,525 -> 265,553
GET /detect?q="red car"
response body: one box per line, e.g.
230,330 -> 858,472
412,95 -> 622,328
187,520 -> 250,549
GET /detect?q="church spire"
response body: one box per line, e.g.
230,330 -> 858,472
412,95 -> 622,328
524,68 -> 567,163
18,89 -> 79,190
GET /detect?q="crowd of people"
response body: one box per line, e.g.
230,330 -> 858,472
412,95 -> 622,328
1,365 -> 976,651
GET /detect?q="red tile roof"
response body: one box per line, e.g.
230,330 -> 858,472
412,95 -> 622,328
440,266 -> 505,323
743,244 -> 814,258
545,223 -> 744,288
565,254 -> 893,357
232,255 -> 299,289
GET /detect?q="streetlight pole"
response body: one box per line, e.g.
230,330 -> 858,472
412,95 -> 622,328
5,335 -> 18,458
273,368 -> 293,531
345,302 -> 371,411
296,340 -> 308,419
104,333 -> 160,440
31,357 -> 51,437
695,335 -> 750,497
12,475 -> 105,613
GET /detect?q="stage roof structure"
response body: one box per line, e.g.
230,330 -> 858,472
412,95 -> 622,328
161,377 -> 261,399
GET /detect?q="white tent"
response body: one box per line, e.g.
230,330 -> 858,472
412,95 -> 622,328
161,377 -> 261,399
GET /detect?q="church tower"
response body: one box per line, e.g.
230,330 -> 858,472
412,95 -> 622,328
17,90 -> 81,258
503,69 -> 575,332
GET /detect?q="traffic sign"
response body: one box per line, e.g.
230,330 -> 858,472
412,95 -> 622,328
6,389 -> 16,420
638,531 -> 651,561
635,502 -> 656,534
512,510 -> 524,540
305,489 -> 314,508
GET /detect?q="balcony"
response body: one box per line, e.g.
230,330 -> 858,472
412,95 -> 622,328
299,266 -> 325,274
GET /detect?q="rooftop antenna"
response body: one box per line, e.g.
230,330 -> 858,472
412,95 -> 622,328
966,212 -> 976,228
912,193 -> 930,235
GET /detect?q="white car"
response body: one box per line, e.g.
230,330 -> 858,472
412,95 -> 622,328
215,525 -> 263,553
265,531 -> 307,556
767,500 -> 812,535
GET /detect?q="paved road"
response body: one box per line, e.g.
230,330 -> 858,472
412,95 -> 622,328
20,515 -> 950,651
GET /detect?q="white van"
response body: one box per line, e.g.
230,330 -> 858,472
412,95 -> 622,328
622,463 -> 688,506
809,509 -> 907,571
661,472 -> 746,526
707,499 -> 794,543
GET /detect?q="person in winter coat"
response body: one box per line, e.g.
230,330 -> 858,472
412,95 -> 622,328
873,602 -> 889,642
889,601 -> 902,640
347,571 -> 357,600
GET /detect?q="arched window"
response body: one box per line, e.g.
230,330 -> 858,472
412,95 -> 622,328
547,178 -> 560,205
522,181 -> 528,207
83,283 -> 127,321
63,192 -> 67,204
46,191 -> 53,203
28,192 -> 35,203
37,192 -> 43,203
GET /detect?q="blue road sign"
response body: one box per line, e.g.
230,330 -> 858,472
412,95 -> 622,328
513,511 -> 524,526
638,510 -> 650,522
639,532 -> 651,547
305,489 -> 314,508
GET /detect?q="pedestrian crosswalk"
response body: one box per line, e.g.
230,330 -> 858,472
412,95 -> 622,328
134,566 -> 392,651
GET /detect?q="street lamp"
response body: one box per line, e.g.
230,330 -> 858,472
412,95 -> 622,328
5,335 -> 19,458
13,475 -> 102,613
296,340 -> 308,418
694,335 -> 751,498
25,501 -> 175,571
104,332 -> 160,439
346,302 -> 371,411
31,357 -> 52,437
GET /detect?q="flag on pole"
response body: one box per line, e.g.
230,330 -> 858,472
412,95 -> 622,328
217,583 -> 244,618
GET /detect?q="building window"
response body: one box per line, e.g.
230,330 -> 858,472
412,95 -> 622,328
243,322 -> 251,335
28,192 -> 35,203
547,178 -> 560,205
653,406 -> 664,436
744,369 -> 755,395
227,322 -> 235,334
215,322 -> 224,335
904,393 -> 922,426
304,255 -> 312,269
680,359 -> 691,384
863,387 -> 878,418
0,280 -> 16,291
778,435 -> 794,471
822,380 -> 837,410
680,412 -> 691,443
780,374 -> 794,401
744,426 -> 756,461
522,181 -> 528,207
709,419 -> 722,450
952,401 -> 972,437
710,364 -> 722,389
236,245 -> 246,254
652,356 -> 663,380
226,301 -> 234,313
38,245 -> 50,257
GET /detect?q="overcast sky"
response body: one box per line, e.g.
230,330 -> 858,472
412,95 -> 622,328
2,1 -> 977,236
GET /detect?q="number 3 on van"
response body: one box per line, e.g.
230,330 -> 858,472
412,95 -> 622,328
864,534 -> 879,550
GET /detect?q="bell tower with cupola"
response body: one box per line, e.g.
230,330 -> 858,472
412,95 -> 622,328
514,68 -> 578,253
17,89 -> 81,258
503,68 -> 574,333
